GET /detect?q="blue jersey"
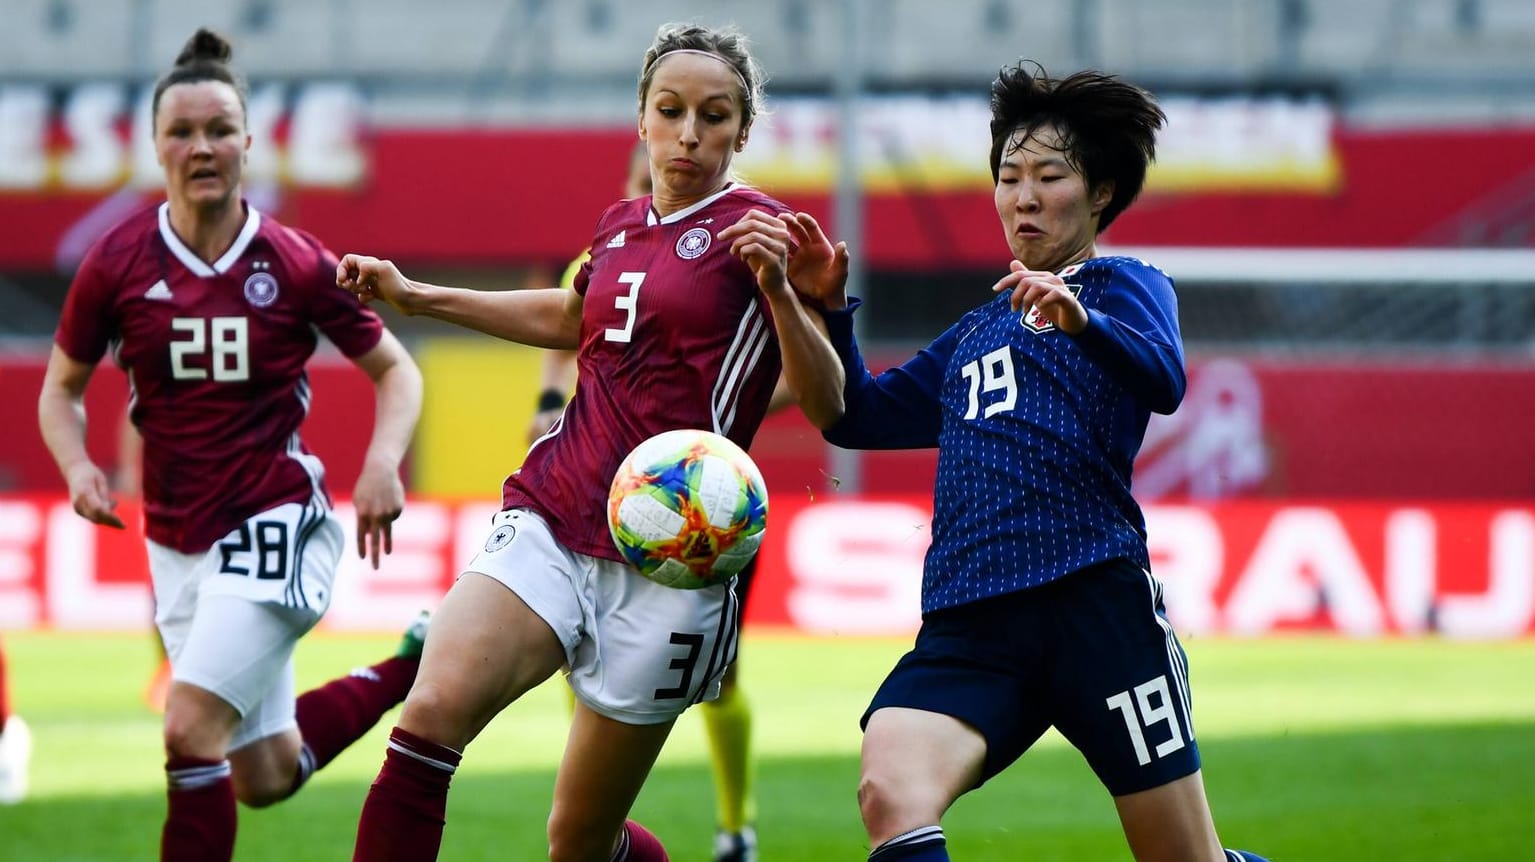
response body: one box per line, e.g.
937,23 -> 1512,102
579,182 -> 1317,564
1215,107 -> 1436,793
822,256 -> 1185,613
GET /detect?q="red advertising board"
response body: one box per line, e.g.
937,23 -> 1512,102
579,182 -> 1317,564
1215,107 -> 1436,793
2,494 -> 1530,638
5,354 -> 1533,502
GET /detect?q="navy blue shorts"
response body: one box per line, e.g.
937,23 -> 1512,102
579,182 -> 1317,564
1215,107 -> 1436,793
862,558 -> 1201,796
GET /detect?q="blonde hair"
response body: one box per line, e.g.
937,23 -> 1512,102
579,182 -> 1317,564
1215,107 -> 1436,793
637,23 -> 766,134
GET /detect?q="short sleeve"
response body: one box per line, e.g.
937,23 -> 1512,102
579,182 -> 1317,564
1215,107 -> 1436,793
304,240 -> 384,358
561,248 -> 592,293
54,241 -> 120,365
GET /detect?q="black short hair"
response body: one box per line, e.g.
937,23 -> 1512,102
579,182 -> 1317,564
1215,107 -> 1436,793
988,61 -> 1165,233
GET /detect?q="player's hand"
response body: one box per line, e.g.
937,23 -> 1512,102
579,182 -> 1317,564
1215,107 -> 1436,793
991,259 -> 1088,334
65,461 -> 125,529
351,461 -> 405,569
336,254 -> 420,316
718,210 -> 794,297
781,212 -> 849,309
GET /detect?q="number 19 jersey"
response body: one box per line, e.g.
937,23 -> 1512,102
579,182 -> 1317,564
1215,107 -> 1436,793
54,202 -> 384,553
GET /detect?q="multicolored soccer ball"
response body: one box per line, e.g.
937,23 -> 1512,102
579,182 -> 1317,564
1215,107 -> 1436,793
608,428 -> 768,589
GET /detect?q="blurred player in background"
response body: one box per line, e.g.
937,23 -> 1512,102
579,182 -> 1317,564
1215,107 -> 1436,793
337,22 -> 844,862
531,140 -> 783,862
796,62 -> 1270,862
36,28 -> 425,862
0,638 -> 31,805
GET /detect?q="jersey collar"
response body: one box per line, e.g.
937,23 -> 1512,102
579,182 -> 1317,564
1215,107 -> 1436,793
157,201 -> 263,277
647,183 -> 740,226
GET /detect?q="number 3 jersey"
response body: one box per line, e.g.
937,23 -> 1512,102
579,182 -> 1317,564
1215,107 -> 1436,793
822,257 -> 1186,613
54,202 -> 384,553
503,183 -> 788,562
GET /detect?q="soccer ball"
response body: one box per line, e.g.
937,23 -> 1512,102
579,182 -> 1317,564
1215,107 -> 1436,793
608,428 -> 768,589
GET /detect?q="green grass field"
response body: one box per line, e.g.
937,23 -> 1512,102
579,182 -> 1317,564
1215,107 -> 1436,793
1,631 -> 1532,861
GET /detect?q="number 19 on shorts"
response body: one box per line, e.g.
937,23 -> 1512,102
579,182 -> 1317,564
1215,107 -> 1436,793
1105,675 -> 1187,766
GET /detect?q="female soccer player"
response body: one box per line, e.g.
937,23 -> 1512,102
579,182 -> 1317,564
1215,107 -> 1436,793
37,28 -> 425,862
338,22 -> 844,862
531,141 -> 772,862
796,62 -> 1269,862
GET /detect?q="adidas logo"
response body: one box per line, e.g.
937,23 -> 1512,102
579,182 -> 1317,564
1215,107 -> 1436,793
144,280 -> 173,301
606,231 -> 626,248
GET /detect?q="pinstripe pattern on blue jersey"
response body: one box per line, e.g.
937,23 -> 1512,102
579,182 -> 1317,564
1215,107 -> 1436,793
824,256 -> 1184,613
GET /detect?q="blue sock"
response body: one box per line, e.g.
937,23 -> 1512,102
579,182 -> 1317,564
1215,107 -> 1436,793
1225,851 -> 1270,862
869,826 -> 948,862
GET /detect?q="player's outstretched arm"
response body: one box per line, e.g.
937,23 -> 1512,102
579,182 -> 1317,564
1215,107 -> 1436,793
37,345 -> 125,529
337,254 -> 581,349
348,329 -> 423,568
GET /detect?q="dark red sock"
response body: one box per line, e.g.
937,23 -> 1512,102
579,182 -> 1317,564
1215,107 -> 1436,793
162,756 -> 236,862
292,656 -> 418,791
352,727 -> 461,862
621,820 -> 671,862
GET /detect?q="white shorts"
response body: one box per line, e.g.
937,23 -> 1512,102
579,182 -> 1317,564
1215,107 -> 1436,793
466,509 -> 740,725
149,501 -> 344,750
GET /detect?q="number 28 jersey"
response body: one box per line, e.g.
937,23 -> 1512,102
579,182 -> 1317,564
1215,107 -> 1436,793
503,184 -> 788,561
54,202 -> 384,553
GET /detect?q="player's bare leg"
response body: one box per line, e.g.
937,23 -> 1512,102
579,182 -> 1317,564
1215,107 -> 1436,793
1112,770 -> 1227,862
353,572 -> 567,861
549,703 -> 675,862
395,573 -> 566,748
858,707 -> 985,859
161,678 -> 301,809
228,728 -> 304,805
161,681 -> 243,861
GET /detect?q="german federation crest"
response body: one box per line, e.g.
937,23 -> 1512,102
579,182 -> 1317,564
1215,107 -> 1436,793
483,522 -> 516,553
676,227 -> 711,260
243,271 -> 279,308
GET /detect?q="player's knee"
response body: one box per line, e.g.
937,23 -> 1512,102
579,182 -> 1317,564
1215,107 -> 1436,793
162,712 -> 224,762
397,680 -> 474,749
858,767 -> 943,839
857,771 -> 905,831
545,811 -> 613,862
231,770 -> 292,809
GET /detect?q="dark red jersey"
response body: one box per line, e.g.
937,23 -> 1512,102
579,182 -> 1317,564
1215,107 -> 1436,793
55,202 -> 383,552
503,184 -> 789,561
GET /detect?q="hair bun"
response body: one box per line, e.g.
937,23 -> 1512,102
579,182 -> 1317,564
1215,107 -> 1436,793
175,27 -> 233,66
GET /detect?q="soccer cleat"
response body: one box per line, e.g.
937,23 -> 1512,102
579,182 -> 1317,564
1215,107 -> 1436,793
396,610 -> 430,659
0,715 -> 33,805
713,825 -> 757,862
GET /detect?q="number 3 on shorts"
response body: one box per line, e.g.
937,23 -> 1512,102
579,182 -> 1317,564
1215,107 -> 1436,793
653,632 -> 705,700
